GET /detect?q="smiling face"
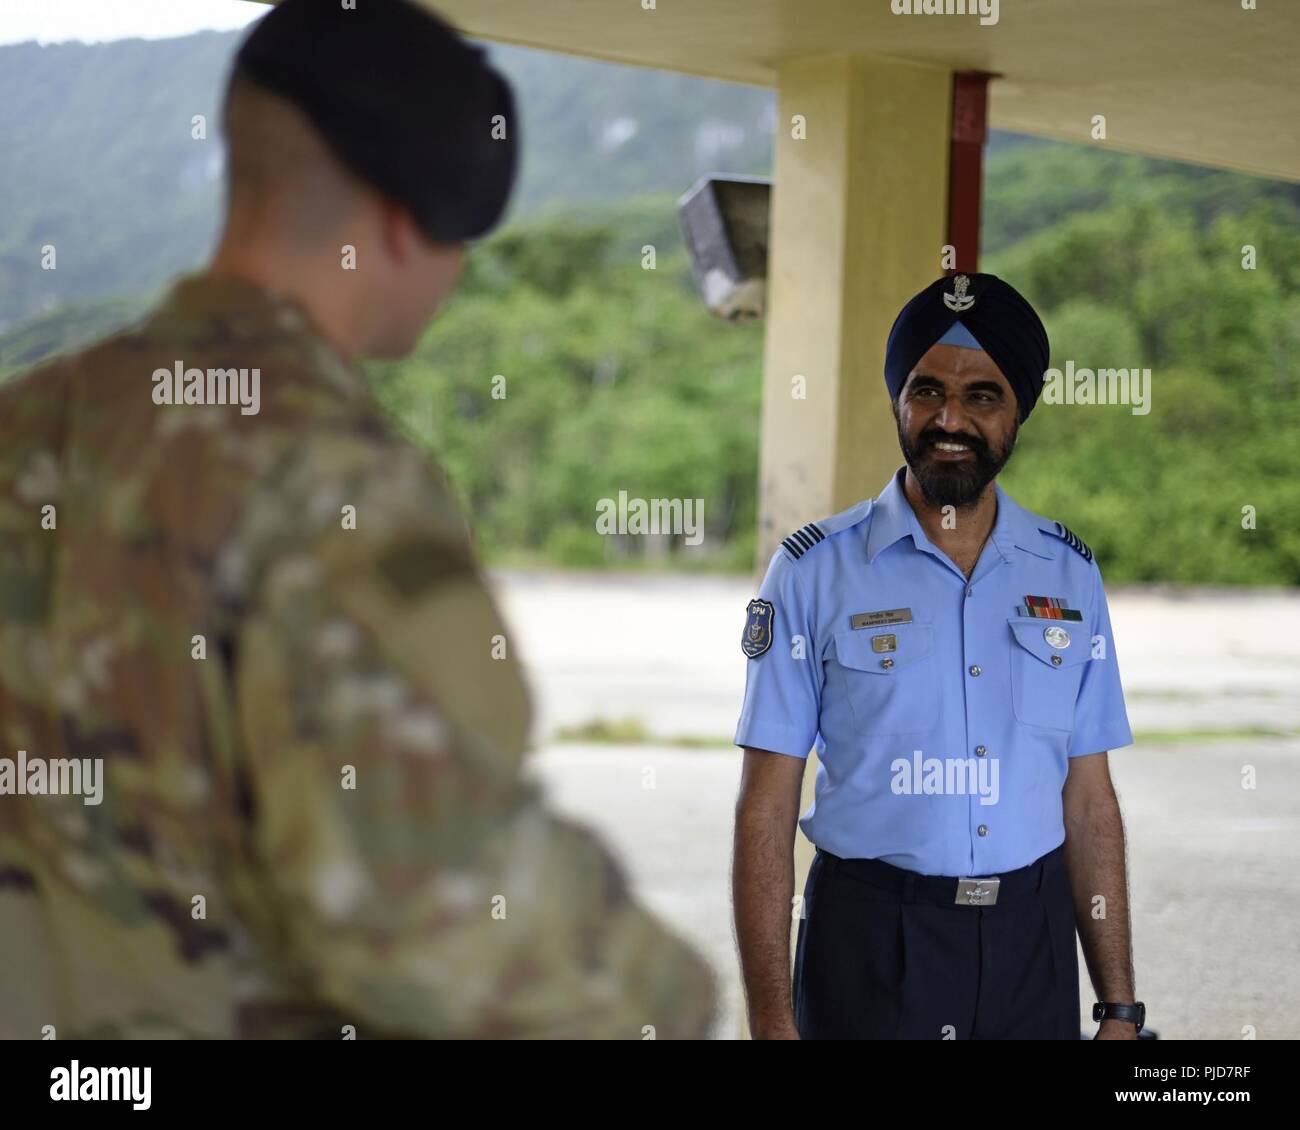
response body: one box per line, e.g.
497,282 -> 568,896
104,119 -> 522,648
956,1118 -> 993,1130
893,342 -> 1021,508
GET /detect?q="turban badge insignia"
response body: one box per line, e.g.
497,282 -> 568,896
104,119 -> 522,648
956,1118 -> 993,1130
943,273 -> 976,312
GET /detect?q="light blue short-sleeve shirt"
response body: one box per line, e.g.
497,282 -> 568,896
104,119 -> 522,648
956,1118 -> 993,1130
734,467 -> 1133,877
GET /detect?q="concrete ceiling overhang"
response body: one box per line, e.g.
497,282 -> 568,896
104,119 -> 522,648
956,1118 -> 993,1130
382,0 -> 1299,182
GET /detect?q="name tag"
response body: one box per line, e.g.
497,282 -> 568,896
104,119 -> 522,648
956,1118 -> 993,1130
850,607 -> 913,630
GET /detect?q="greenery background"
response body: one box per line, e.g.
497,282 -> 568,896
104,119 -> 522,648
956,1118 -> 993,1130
2,31 -> 1296,583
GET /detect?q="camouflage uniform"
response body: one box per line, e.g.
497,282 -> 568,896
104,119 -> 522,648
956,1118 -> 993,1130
0,273 -> 715,1039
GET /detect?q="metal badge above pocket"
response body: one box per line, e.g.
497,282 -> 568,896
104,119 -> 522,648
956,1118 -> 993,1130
1007,619 -> 1089,668
1043,626 -> 1070,650
850,608 -> 912,630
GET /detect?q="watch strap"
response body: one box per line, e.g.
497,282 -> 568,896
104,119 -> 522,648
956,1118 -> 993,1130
1092,1001 -> 1145,1029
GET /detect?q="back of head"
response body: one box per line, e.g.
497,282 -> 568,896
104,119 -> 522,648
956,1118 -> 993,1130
221,71 -> 363,246
223,0 -> 518,245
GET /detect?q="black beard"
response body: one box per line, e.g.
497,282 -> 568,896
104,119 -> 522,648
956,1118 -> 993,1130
895,416 -> 1018,509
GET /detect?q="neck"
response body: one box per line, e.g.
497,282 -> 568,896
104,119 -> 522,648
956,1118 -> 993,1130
902,467 -> 998,577
207,239 -> 363,363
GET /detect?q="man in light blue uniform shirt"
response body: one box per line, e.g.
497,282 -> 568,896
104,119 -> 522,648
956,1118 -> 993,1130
732,273 -> 1146,1042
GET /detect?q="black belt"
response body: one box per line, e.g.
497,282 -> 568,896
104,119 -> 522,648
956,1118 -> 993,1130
814,842 -> 1064,907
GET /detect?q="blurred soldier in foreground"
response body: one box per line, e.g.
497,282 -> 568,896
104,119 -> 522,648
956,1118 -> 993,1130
0,0 -> 714,1039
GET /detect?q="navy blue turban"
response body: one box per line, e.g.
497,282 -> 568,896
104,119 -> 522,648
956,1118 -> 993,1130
233,0 -> 518,243
884,273 -> 1051,422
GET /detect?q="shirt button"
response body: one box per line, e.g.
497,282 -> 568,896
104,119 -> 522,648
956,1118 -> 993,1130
880,658 -> 894,669
966,588 -> 974,597
969,664 -> 981,677
975,745 -> 987,756
977,825 -> 988,836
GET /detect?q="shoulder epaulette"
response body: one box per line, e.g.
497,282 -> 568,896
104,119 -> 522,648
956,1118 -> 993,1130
1051,521 -> 1093,563
780,521 -> 826,561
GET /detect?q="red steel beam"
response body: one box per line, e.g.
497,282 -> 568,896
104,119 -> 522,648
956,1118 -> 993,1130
948,70 -> 996,274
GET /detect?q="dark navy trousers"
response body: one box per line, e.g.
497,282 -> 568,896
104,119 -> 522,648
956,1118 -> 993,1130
792,843 -> 1080,1040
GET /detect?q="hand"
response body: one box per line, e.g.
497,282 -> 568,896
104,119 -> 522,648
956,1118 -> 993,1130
1094,1018 -> 1139,1040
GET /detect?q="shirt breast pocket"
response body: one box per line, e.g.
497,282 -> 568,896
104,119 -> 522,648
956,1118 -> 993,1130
831,623 -> 938,736
1007,618 -> 1091,731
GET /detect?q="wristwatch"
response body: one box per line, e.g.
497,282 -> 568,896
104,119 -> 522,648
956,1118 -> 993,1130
1093,1001 -> 1145,1031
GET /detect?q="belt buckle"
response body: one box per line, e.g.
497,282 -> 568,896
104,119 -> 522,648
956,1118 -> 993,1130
955,877 -> 1000,906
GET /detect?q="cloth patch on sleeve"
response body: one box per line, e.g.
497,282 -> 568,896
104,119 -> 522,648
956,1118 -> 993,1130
741,599 -> 775,658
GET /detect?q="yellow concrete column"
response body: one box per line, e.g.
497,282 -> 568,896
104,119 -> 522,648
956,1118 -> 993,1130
743,53 -> 950,1039
758,53 -> 951,561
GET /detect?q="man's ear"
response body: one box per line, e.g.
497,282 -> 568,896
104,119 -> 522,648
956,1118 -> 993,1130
377,195 -> 421,264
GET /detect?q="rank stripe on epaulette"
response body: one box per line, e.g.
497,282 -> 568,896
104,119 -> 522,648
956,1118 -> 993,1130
781,522 -> 825,559
1053,521 -> 1093,563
